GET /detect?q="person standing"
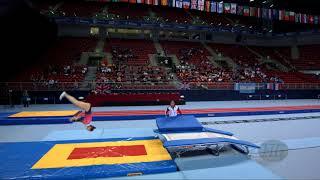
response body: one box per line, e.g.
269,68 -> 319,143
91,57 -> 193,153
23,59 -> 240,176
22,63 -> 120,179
165,100 -> 182,117
22,90 -> 30,107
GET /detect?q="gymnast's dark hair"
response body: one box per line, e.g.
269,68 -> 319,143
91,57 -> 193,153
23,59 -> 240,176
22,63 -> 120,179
88,125 -> 96,131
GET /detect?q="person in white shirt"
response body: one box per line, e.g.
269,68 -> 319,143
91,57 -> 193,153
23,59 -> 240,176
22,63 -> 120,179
165,100 -> 182,117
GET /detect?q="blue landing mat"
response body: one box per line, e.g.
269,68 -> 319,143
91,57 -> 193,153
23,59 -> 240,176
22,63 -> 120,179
0,138 -> 177,179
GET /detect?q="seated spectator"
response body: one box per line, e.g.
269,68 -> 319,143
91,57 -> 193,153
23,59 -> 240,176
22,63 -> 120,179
48,79 -> 55,85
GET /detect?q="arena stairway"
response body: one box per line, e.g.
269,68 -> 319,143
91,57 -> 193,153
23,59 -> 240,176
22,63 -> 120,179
96,39 -> 105,53
153,41 -> 165,55
80,66 -> 97,90
203,43 -> 236,69
246,46 -> 289,72
274,50 -> 295,70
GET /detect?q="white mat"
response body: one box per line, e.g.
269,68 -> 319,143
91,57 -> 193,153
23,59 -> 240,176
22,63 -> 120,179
163,132 -> 238,141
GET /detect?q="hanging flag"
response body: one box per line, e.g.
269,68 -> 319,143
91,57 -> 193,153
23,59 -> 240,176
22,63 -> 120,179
237,5 -> 243,15
279,10 -> 284,20
300,14 -> 305,23
295,13 -> 300,23
169,0 -> 175,7
266,83 -> 274,90
211,1 -> 217,12
175,0 -> 182,8
272,9 -> 278,20
161,0 -> 168,5
302,14 -> 307,23
197,0 -> 204,11
256,8 -> 261,18
249,7 -> 256,17
191,0 -> 197,9
299,13 -> 302,23
183,0 -> 190,9
230,3 -> 236,14
268,9 -> 272,19
284,11 -> 290,21
309,15 -> 314,24
262,8 -> 267,19
145,0 -> 152,4
243,6 -> 249,16
314,16 -> 319,24
217,2 -> 223,14
153,0 -> 159,5
205,0 -> 210,12
224,3 -> 231,13
289,11 -> 295,21
174,0 -> 178,7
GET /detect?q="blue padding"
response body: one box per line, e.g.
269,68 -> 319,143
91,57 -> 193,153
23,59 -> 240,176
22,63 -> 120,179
43,136 -> 158,144
0,139 -> 177,179
156,115 -> 203,133
43,128 -> 156,141
0,112 -> 15,118
1,108 -> 320,125
204,127 -> 234,136
181,160 -> 281,179
0,117 -> 72,125
164,138 -> 260,149
93,115 -> 158,121
43,129 -> 104,141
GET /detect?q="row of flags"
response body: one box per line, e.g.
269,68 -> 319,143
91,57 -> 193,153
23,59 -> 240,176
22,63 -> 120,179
104,0 -> 319,25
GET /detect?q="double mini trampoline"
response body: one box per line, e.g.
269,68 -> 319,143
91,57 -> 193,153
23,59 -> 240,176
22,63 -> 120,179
155,115 -> 259,157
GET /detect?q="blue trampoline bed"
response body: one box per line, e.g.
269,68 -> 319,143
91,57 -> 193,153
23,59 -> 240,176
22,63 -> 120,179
155,115 -> 260,157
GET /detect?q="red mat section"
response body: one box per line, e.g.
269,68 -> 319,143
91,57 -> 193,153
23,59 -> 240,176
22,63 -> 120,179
88,105 -> 320,116
68,145 -> 147,159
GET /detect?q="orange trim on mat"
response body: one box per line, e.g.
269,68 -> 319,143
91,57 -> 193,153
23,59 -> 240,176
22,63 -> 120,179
9,110 -> 80,118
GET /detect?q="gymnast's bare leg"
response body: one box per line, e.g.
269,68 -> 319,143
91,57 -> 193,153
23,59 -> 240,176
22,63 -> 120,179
59,91 -> 95,131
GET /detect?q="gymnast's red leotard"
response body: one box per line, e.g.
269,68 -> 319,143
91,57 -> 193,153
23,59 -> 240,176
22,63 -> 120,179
82,107 -> 92,125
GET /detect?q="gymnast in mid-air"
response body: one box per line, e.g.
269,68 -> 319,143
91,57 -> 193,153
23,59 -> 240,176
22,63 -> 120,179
59,91 -> 96,131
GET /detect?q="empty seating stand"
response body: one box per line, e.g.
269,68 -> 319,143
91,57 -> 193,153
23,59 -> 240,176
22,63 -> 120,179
105,39 -> 155,66
276,45 -> 320,70
13,38 -> 97,84
209,43 -> 259,66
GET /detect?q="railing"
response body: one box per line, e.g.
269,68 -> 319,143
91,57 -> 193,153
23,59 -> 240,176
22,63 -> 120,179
1,82 -> 320,92
52,16 -> 320,37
